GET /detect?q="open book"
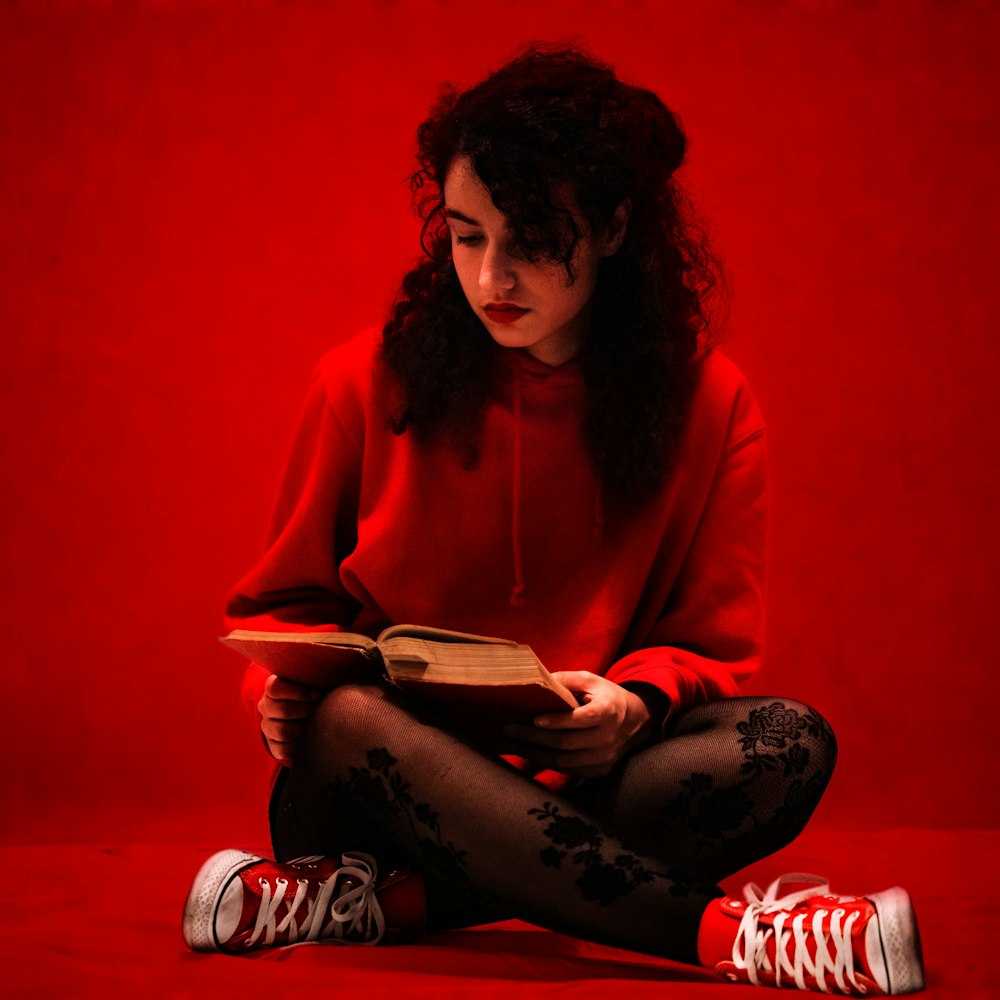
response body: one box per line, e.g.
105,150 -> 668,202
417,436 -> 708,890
221,624 -> 578,727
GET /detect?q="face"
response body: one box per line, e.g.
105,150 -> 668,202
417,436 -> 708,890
443,156 -> 624,367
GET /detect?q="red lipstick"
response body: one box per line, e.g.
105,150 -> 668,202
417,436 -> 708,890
484,303 -> 529,324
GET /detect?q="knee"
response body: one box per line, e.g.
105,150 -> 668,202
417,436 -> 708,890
318,680 -> 389,716
784,702 -> 838,839
741,698 -> 838,843
742,696 -> 838,778
763,699 -> 838,831
307,681 -> 392,750
784,699 -> 838,779
699,695 -> 839,784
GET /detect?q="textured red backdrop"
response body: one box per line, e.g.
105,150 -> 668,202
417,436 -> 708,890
2,1 -> 997,846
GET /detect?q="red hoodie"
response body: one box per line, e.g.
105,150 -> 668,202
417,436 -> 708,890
227,328 -> 767,773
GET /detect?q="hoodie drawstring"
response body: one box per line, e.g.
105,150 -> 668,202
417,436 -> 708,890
507,355 -> 604,604
510,371 -> 526,607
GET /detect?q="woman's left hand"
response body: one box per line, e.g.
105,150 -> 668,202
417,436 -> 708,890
501,672 -> 661,778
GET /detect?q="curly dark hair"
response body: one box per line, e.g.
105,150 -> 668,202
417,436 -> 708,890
379,44 -> 725,502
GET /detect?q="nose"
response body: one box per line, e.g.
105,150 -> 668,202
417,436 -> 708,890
479,241 -> 517,293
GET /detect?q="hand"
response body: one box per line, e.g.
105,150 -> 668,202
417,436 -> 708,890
501,672 -> 661,778
258,673 -> 324,765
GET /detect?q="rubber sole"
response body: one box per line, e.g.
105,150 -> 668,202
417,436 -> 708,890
181,849 -> 260,952
870,886 -> 926,995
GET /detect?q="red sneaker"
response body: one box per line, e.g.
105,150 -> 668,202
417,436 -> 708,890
702,874 -> 925,994
182,850 -> 425,954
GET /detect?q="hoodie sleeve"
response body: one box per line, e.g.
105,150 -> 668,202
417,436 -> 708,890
604,401 -> 767,728
224,356 -> 366,721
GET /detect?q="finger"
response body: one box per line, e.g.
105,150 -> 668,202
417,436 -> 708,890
266,739 -> 297,764
502,723 -> 598,751
265,674 -> 325,702
258,695 -> 316,721
502,739 -> 614,775
549,670 -> 603,693
261,718 -> 306,744
533,702 -> 607,730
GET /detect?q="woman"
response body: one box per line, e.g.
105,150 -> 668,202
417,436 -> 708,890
183,46 -> 924,995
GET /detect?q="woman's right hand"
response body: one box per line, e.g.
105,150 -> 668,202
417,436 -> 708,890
258,673 -> 324,765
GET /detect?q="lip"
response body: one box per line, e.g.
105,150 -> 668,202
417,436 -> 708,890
484,303 -> 529,324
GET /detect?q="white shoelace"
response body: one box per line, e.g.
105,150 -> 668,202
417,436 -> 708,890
732,873 -> 864,994
246,852 -> 387,948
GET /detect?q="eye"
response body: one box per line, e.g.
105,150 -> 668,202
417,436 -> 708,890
453,233 -> 483,247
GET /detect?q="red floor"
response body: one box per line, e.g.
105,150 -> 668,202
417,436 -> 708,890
5,828 -> 994,998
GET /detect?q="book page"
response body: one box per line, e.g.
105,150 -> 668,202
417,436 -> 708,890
220,632 -> 376,688
380,638 -> 541,676
377,624 -> 517,647
223,629 -> 375,651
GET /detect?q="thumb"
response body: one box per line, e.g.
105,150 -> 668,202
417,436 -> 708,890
550,670 -> 601,694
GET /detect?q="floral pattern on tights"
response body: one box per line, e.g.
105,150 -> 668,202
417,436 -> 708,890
334,747 -> 470,887
528,801 -> 704,904
653,701 -> 835,856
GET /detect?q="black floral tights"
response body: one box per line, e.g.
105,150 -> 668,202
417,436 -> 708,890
270,683 -> 837,965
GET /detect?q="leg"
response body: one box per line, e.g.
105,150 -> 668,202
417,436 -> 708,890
298,681 -> 722,963
568,696 -> 838,882
190,688 -> 923,992
271,738 -> 507,930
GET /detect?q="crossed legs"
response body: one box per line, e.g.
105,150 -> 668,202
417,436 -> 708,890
270,683 -> 837,964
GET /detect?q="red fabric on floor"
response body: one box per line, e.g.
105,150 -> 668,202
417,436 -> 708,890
5,829 -> 994,998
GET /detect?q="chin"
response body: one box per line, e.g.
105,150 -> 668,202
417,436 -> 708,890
482,323 -> 535,350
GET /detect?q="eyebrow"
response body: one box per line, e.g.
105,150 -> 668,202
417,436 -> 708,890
444,208 -> 480,226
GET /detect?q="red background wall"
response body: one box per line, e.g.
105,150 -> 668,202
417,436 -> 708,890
2,1 -> 996,847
